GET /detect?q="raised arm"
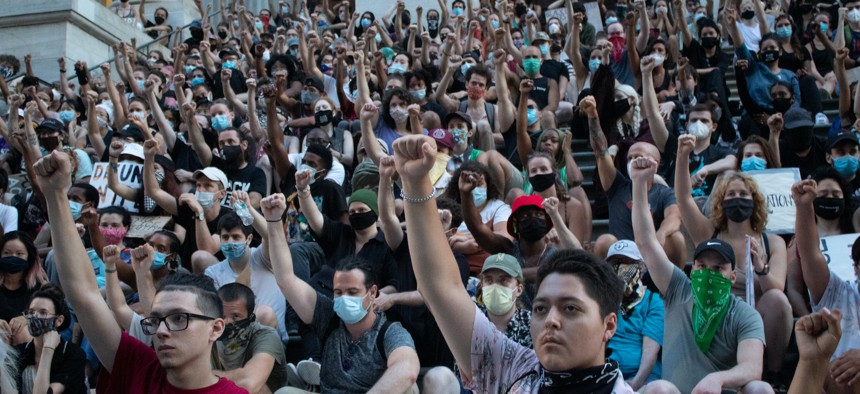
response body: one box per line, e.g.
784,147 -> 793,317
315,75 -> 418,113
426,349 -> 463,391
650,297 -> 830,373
629,156 -> 675,294
183,101 -> 213,166
790,309 -> 843,394
835,48 -> 854,128
635,1 -> 651,54
791,180 -> 831,303
515,79 -> 535,165
724,7 -> 745,49
835,7 -> 847,50
294,167 -> 325,236
582,96 -> 617,190
674,0 -> 693,47
753,0 -> 769,37
673,134 -> 715,244
567,12 -> 588,90
145,80 -> 177,151
103,245 -> 137,331
433,52 -> 462,113
493,48 -> 515,135
394,135 -> 477,377
143,138 -> 178,215
459,172 -> 514,254
262,194 -> 319,324
359,103 -> 388,166
640,57 -> 668,152
543,197 -> 582,250
220,69 -> 249,118
378,156 -> 404,250
57,58 -> 77,100
35,151 -> 122,371
107,141 -> 140,201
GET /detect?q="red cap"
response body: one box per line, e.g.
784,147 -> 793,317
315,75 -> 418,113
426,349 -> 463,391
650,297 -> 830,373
507,195 -> 552,236
431,128 -> 454,149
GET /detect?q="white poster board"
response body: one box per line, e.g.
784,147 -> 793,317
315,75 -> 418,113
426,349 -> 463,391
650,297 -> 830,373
819,233 -> 860,284
90,162 -> 143,213
544,8 -> 569,28
746,168 -> 801,234
127,216 -> 172,239
583,1 -> 603,32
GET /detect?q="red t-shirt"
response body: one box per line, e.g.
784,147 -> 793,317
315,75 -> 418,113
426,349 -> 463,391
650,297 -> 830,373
96,332 -> 248,393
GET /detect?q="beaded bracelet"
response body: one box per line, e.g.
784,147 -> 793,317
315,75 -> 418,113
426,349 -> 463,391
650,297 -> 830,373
400,189 -> 435,204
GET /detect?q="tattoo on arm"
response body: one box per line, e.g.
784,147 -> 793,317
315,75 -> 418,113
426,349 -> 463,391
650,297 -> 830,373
27,133 -> 37,147
588,117 -> 608,155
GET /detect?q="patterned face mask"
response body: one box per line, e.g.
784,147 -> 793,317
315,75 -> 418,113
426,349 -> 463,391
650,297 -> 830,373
691,269 -> 732,353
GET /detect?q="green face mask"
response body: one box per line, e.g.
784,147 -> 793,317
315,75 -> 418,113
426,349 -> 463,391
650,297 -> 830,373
691,269 -> 733,353
522,58 -> 541,77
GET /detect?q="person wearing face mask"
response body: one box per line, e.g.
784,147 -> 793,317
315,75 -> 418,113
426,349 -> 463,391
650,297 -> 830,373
734,136 -> 777,173
211,48 -> 247,101
109,0 -> 144,29
507,80 -> 547,170
15,284 -> 87,394
826,132 -> 860,205
0,232 -> 49,346
774,108 -> 828,179
262,194 -> 420,393
734,0 -> 769,51
843,0 -> 860,66
296,28 -> 342,110
518,41 -> 559,114
670,106 -> 737,197
805,12 -> 838,101
632,157 -> 771,394
444,112 -> 483,173
729,22 -> 801,114
675,141 -> 793,388
605,240 -> 665,391
34,119 -> 94,182
477,254 -> 531,347
143,6 -> 173,42
308,97 -> 353,168
202,128 -> 266,209
679,15 -> 732,75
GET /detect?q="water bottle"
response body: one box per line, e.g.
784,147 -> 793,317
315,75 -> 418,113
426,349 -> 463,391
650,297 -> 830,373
234,201 -> 254,226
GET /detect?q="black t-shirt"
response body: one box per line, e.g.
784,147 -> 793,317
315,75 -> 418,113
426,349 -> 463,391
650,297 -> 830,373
681,38 -> 731,74
312,216 -> 399,290
174,198 -> 233,266
607,170 -> 677,240
779,136 -> 827,179
0,284 -> 35,322
16,340 -> 87,394
169,137 -> 203,173
210,158 -> 267,208
293,179 -> 348,223
539,59 -> 569,83
526,77 -> 551,111
779,47 -> 811,74
501,121 -> 540,170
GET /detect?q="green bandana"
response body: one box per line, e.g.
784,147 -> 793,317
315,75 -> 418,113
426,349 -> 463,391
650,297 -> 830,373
691,269 -> 732,353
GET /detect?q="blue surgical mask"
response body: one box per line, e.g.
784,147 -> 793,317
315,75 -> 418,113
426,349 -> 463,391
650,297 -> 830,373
741,156 -> 767,172
301,90 -> 320,105
453,8 -> 464,16
59,110 -> 75,123
191,77 -> 205,87
220,242 -> 247,261
184,65 -> 196,74
776,26 -> 792,38
820,22 -> 829,34
694,13 -> 705,22
589,59 -> 601,73
255,21 -> 264,30
376,33 -> 382,43
361,18 -> 372,28
69,201 -> 83,221
388,63 -> 407,74
152,251 -> 169,270
460,63 -> 473,75
472,187 -> 488,206
288,38 -> 300,47
539,44 -> 550,56
137,80 -> 146,90
492,20 -> 500,29
222,61 -> 237,70
833,155 -> 859,178
333,293 -> 369,324
410,89 -> 426,101
195,191 -> 216,211
605,17 -> 618,25
298,164 -> 319,184
527,108 -> 538,125
211,114 -> 230,131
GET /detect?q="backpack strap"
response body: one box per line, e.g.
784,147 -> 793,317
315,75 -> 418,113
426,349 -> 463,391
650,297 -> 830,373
376,319 -> 393,361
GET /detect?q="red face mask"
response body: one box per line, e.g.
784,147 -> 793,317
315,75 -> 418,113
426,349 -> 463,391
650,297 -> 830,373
467,85 -> 485,100
609,36 -> 626,63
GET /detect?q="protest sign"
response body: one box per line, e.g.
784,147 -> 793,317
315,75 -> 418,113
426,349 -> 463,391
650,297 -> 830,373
746,168 -> 800,234
127,216 -> 171,239
819,233 -> 860,284
90,162 -> 143,212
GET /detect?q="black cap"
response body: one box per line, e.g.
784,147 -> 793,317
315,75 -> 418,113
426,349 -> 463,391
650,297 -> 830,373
783,107 -> 814,129
218,47 -> 239,59
694,239 -> 735,269
827,131 -> 860,150
36,119 -> 65,133
305,77 -> 324,92
443,111 -> 473,128
117,123 -> 145,142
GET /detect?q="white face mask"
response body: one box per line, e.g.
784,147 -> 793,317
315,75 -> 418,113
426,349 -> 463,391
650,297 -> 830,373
849,9 -> 860,22
651,54 -> 665,67
687,120 -> 711,139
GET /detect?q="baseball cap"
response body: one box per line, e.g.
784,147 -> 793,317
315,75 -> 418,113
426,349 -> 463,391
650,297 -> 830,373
305,77 -> 325,92
193,167 -> 229,189
482,253 -> 523,282
783,107 -> 813,130
36,118 -> 65,134
189,19 -> 202,29
120,143 -> 144,160
443,111 -> 473,129
117,123 -> 145,142
431,128 -> 454,150
693,239 -> 736,269
218,47 -> 239,59
507,195 -> 552,236
532,32 -> 550,44
606,240 -> 643,261
827,131 -> 860,150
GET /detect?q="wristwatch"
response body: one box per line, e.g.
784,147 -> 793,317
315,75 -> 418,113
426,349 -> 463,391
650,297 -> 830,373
196,212 -> 205,221
754,262 -> 770,276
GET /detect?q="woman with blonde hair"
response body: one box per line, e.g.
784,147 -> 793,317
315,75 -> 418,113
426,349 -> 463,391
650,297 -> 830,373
675,134 -> 793,386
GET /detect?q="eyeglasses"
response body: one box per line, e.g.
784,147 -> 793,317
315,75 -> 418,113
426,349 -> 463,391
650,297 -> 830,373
140,312 -> 215,335
23,311 -> 56,319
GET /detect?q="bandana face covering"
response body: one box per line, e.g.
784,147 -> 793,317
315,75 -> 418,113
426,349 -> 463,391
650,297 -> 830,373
218,314 -> 256,357
691,269 -> 732,353
615,263 -> 645,317
27,316 -> 56,337
537,359 -> 620,394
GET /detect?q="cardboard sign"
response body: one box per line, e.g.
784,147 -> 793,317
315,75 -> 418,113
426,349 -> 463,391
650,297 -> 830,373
7,174 -> 31,196
746,168 -> 801,234
89,162 -> 143,212
127,215 -> 171,239
819,233 -> 860,284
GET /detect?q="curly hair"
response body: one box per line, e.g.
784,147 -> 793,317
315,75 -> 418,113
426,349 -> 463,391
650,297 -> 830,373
709,173 -> 768,234
444,161 -> 502,203
29,283 -> 72,332
381,87 -> 413,129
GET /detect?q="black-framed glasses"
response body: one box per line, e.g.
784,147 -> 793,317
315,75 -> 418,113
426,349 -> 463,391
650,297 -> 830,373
140,313 -> 215,335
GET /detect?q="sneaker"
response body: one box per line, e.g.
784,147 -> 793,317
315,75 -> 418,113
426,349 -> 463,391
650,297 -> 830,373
815,112 -> 829,125
297,359 -> 321,386
285,363 -> 305,388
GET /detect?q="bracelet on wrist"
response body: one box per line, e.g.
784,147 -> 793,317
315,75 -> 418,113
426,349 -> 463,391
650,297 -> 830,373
298,187 -> 310,195
266,218 -> 282,223
754,263 -> 770,276
105,268 -> 117,273
400,189 -> 435,204
43,347 -> 55,351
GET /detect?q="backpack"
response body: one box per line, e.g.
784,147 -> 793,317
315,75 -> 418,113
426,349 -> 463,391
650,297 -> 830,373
321,316 -> 393,361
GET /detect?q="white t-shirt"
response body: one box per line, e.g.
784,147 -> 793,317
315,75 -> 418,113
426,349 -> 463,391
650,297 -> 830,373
0,204 -> 18,233
204,247 -> 288,341
128,313 -> 153,347
322,75 -> 342,109
811,270 -> 860,360
289,152 -> 346,185
456,199 -> 512,234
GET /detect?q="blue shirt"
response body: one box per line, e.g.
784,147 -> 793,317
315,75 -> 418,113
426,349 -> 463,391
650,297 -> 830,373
608,289 -> 664,382
735,45 -> 801,112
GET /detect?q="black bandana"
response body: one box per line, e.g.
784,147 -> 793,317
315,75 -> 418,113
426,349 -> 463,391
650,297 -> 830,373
537,360 -> 620,394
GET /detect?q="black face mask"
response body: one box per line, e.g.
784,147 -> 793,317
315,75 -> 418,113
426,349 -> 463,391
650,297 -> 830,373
814,197 -> 845,220
191,28 -> 204,40
218,30 -> 228,39
529,173 -> 557,192
722,198 -> 754,223
519,216 -> 549,242
616,4 -> 628,18
515,3 -> 528,17
221,145 -> 243,164
701,36 -> 719,49
772,97 -> 792,113
39,135 -> 61,152
218,314 -> 255,342
742,9 -> 756,19
614,98 -> 631,116
428,18 -> 439,38
155,16 -> 165,25
349,211 -> 378,230
0,256 -> 29,274
787,126 -> 813,152
760,49 -> 780,63
315,109 -> 333,126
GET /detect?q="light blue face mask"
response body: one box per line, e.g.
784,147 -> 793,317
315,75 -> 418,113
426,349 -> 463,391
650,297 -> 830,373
255,21 -> 264,30
59,110 -> 75,123
191,77 -> 205,87
333,293 -> 369,324
211,114 -> 230,131
69,201 -> 83,221
605,17 -> 618,25
527,108 -> 539,125
152,251 -> 169,270
288,38 -> 300,47
492,20 -> 500,29
776,26 -> 792,38
694,13 -> 705,22
410,89 -> 426,101
820,22 -> 829,35
460,62 -> 473,75
298,164 -> 319,184
220,242 -> 247,261
472,187 -> 488,206
137,80 -> 146,90
539,44 -> 550,56
589,59 -> 602,73
361,18 -> 372,28
741,156 -> 767,172
833,155 -> 859,178
388,63 -> 407,74
184,65 -> 196,74
452,7 -> 464,16
301,90 -> 320,105
222,61 -> 237,70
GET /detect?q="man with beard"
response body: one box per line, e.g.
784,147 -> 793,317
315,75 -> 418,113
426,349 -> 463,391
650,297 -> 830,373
213,283 -> 286,393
